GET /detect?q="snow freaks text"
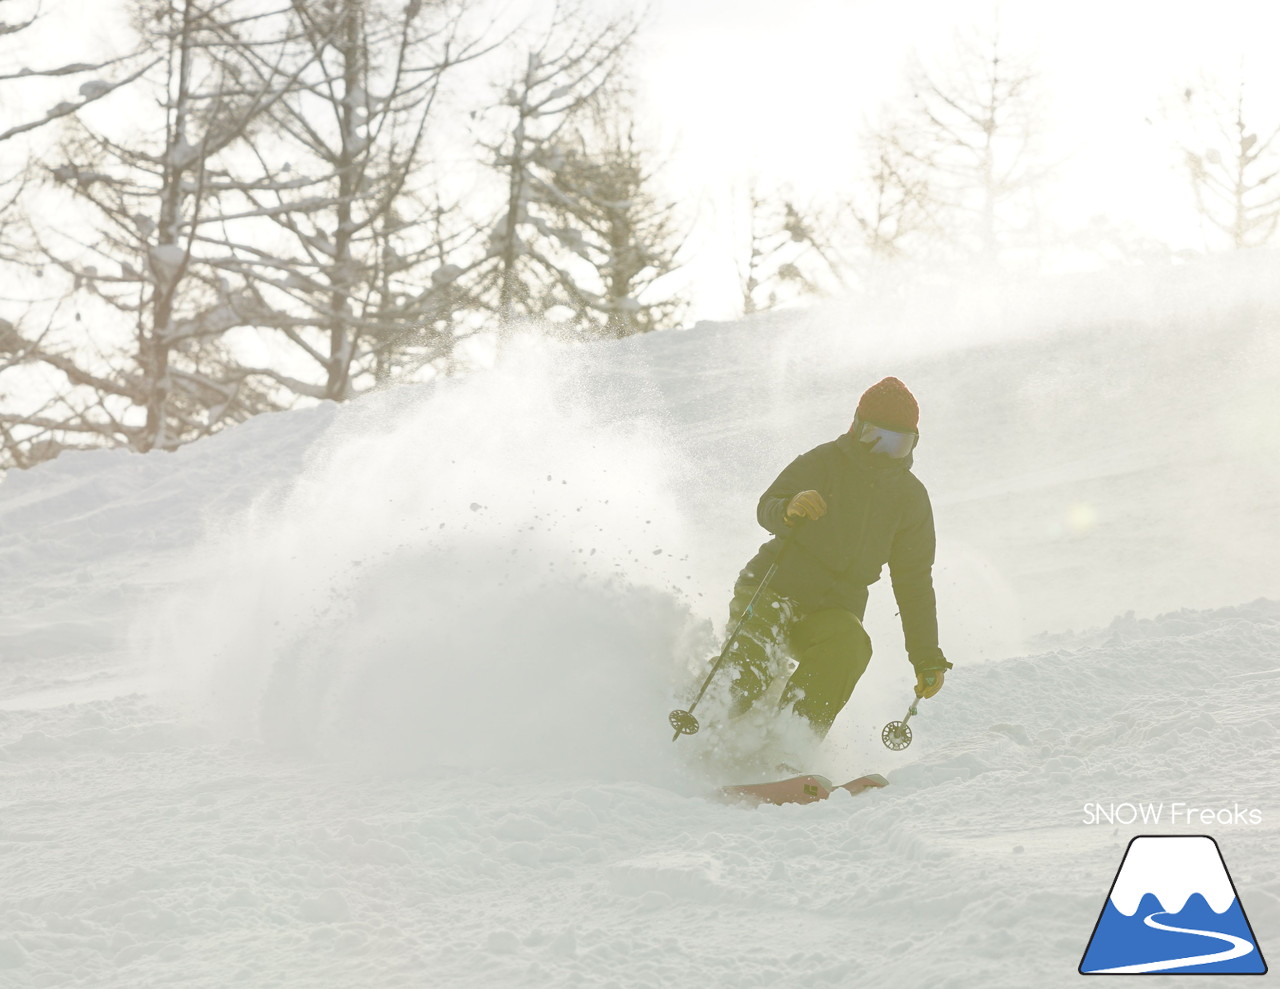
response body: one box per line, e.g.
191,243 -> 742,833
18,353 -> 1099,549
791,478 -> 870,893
1081,803 -> 1263,826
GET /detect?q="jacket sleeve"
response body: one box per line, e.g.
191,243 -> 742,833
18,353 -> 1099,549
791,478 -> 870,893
756,448 -> 827,536
888,485 -> 950,671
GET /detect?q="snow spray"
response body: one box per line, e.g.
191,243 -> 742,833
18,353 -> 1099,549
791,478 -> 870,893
141,335 -> 707,782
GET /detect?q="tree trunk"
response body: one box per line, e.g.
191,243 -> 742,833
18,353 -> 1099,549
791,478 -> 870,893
326,1 -> 361,401
144,0 -> 197,452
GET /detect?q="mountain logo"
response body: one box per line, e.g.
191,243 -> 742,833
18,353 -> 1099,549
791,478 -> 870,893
1080,835 -> 1267,975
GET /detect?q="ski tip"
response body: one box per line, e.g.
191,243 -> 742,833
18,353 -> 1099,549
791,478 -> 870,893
834,773 -> 889,796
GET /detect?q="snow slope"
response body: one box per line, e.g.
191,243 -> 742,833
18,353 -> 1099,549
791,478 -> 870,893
1,257 -> 1278,987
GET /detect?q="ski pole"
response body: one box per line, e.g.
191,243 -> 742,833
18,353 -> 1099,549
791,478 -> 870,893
881,694 -> 921,750
669,536 -> 796,742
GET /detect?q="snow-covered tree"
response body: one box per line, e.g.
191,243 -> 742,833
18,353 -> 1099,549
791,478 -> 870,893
1175,73 -> 1280,251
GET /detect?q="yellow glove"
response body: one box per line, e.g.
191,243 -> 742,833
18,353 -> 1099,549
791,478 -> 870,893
914,668 -> 945,699
785,490 -> 827,523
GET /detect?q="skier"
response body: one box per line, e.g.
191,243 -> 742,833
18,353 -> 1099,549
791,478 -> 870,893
720,376 -> 951,740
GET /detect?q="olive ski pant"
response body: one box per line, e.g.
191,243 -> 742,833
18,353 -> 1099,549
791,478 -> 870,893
723,576 -> 873,737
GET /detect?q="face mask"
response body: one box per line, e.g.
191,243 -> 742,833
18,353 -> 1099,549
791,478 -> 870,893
853,418 -> 917,459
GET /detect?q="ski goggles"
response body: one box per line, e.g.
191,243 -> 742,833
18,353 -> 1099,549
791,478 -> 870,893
853,418 -> 917,459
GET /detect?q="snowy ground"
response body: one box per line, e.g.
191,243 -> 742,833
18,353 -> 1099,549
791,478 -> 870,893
2,258 -> 1278,987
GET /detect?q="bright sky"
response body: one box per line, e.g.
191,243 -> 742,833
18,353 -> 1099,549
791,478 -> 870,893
9,0 -> 1280,325
633,0 -> 1280,318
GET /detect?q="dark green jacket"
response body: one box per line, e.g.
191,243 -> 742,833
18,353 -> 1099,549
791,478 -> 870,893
741,432 -> 947,672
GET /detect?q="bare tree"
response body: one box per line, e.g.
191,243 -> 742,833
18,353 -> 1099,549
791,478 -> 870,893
0,0 -> 158,147
899,26 -> 1051,265
0,0 -> 161,469
205,0 -> 498,400
532,91 -> 685,337
1176,72 -> 1280,250
365,194 -> 488,384
0,0 -> 158,271
474,6 -> 638,341
11,0 -> 307,453
737,182 -> 842,316
845,115 -> 939,264
0,312 -> 73,468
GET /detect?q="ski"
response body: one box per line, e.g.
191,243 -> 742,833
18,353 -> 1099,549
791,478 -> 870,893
718,773 -> 889,806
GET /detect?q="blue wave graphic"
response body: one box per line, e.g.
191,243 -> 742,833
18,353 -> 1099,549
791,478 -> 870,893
1081,892 -> 1266,974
